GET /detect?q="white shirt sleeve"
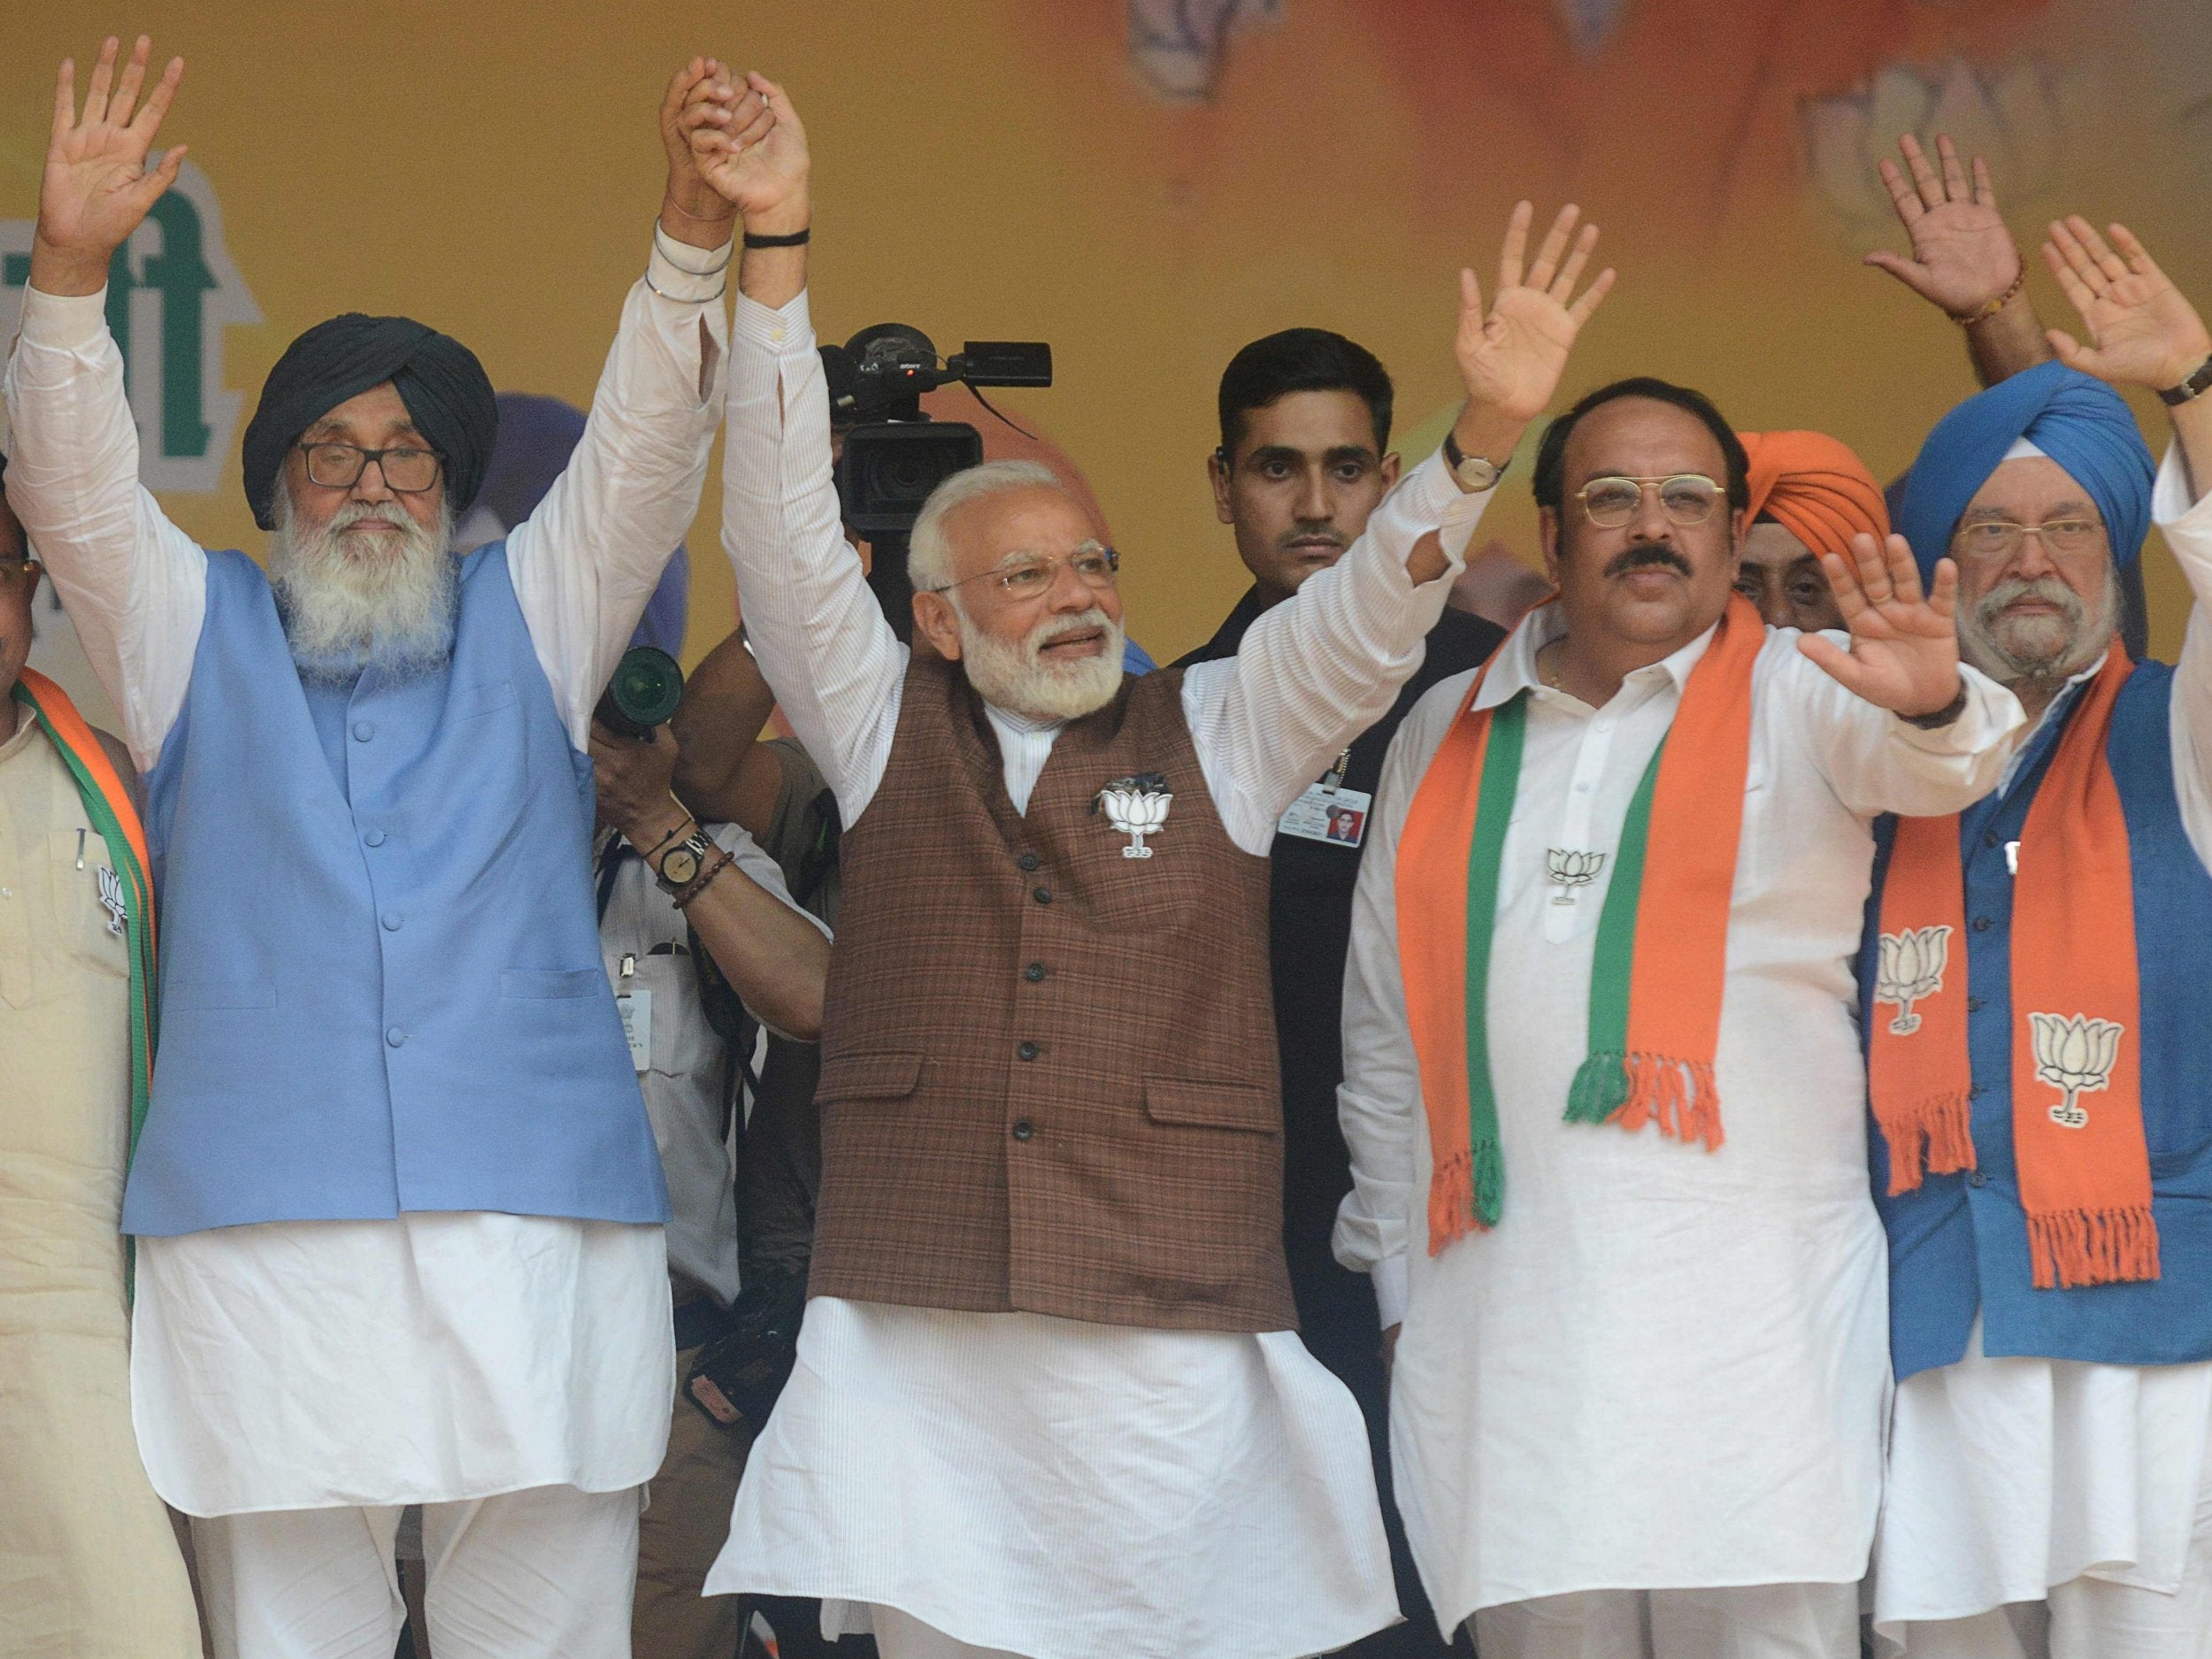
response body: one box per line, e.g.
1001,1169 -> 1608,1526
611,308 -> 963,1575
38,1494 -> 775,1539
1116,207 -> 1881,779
510,227 -> 732,749
2151,441 -> 2212,868
1767,638 -> 2026,818
718,287 -> 907,825
3,284 -> 209,769
1181,450 -> 1491,854
1332,677 -> 1467,1328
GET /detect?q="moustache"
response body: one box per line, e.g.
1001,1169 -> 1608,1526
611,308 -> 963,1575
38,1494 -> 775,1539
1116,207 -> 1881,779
1279,528 -> 1348,551
1980,576 -> 2085,625
1603,544 -> 1693,580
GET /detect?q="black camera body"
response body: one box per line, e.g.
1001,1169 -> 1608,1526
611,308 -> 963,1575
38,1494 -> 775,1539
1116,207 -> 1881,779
823,325 -> 1052,638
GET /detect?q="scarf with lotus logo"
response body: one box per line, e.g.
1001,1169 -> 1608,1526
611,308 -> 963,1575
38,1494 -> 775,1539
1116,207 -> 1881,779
1870,649 -> 2156,1289
11,669 -> 158,1173
1396,595 -> 1761,1248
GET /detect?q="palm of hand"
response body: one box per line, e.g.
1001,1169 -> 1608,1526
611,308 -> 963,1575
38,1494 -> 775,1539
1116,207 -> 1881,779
694,127 -> 803,218
1846,591 -> 1957,705
1459,287 -> 1577,425
1908,202 -> 2019,311
2077,274 -> 2200,381
43,129 -> 155,252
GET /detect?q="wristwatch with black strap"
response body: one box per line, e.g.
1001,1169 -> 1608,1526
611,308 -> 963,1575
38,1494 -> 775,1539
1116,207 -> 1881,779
1441,426 -> 1509,493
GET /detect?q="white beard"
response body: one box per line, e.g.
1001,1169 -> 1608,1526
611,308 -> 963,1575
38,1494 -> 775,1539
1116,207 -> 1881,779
957,603 -> 1126,723
1958,568 -> 2117,690
269,491 -> 457,683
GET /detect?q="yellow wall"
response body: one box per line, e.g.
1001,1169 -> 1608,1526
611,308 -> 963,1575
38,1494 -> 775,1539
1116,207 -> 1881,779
7,0 -> 2211,667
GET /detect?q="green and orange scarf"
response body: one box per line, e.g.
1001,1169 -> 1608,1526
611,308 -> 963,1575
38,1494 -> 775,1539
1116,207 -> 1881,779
12,669 -> 158,1171
1397,595 -> 1762,1248
1870,649 -> 2157,1290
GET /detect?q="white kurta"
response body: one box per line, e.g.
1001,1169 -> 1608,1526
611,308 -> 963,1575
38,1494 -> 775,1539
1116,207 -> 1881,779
1870,442 -> 2212,1645
0,227 -> 732,1516
702,285 -> 1489,1659
1334,606 -> 2024,1632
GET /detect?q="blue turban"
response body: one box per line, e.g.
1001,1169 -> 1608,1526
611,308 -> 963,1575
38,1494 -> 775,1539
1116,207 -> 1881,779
1895,360 -> 2154,583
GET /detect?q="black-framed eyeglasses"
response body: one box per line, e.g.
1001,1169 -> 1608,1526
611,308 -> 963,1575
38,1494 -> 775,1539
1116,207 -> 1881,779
295,442 -> 444,493
0,557 -> 41,596
929,541 -> 1121,600
1576,473 -> 1726,528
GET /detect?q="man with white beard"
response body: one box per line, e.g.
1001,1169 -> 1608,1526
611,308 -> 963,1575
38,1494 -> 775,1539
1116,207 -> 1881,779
2,35 -> 769,1659
685,72 -> 1617,1659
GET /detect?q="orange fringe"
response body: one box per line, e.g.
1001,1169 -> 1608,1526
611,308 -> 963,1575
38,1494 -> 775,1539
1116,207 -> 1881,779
1876,1089 -> 1977,1196
2027,1203 -> 2162,1290
1612,1053 -> 1724,1152
1428,1148 -> 1474,1256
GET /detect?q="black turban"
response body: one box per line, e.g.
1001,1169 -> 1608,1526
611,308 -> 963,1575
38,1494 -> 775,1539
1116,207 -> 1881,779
241,313 -> 498,530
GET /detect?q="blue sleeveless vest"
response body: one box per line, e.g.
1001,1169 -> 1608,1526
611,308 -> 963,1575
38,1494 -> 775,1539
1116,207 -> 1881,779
119,545 -> 670,1236
1863,661 -> 2212,1379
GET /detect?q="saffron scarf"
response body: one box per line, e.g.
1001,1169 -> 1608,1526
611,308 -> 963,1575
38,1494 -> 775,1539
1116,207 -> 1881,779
1870,649 -> 2157,1290
12,669 -> 158,1170
1397,595 -> 1762,1248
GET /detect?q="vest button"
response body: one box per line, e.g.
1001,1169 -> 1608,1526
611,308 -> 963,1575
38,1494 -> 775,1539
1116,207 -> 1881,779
363,828 -> 387,848
380,911 -> 403,932
385,1026 -> 407,1048
1011,1119 -> 1035,1141
1018,851 -> 1041,872
352,720 -> 375,741
1981,830 -> 2001,849
1968,1170 -> 1989,1188
1971,916 -> 1992,932
1032,887 -> 1053,905
1966,995 -> 1983,1013
1017,1041 -> 1039,1061
1025,963 -> 1047,983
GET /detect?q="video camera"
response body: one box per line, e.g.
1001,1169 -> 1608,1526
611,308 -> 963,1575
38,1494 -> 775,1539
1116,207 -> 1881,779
823,324 -> 1052,640
594,645 -> 684,740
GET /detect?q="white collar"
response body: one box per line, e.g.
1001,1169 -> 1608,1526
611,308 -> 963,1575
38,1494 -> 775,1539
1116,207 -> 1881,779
1472,602 -> 1725,712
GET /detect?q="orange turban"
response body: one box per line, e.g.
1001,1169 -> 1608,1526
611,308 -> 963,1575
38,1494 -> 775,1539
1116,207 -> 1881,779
1736,430 -> 1889,561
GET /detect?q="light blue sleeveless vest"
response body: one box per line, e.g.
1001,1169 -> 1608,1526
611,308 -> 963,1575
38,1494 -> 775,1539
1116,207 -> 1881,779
120,544 -> 670,1236
1863,661 -> 2212,1379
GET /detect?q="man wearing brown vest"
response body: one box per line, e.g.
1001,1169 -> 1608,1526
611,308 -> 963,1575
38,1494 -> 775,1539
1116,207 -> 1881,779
683,74 -> 1616,1659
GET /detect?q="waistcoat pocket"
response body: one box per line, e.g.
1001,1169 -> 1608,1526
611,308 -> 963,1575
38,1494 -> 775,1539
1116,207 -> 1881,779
166,976 -> 278,1010
499,967 -> 603,1000
818,1050 -> 926,1102
1142,1076 -> 1278,1133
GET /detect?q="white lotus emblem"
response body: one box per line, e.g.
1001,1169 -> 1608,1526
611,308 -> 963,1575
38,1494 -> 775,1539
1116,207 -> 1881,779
2030,1012 -> 2124,1130
1545,848 -> 1604,904
1875,925 -> 1952,1035
1095,777 -> 1172,858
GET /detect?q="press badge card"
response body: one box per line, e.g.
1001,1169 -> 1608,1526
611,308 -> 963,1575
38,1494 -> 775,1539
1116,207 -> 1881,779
1279,783 -> 1372,848
617,987 -> 654,1072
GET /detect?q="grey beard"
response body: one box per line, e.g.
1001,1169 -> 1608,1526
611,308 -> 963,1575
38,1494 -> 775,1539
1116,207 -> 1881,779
269,492 -> 457,685
956,603 -> 1126,723
1957,567 -> 2118,697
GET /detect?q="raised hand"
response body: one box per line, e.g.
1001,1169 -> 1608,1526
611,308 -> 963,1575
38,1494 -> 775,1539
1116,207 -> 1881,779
1863,134 -> 2021,319
658,58 -> 762,247
1797,533 -> 1964,717
31,36 -> 186,296
2043,218 -> 2212,392
687,70 -> 809,236
1455,202 -> 1614,427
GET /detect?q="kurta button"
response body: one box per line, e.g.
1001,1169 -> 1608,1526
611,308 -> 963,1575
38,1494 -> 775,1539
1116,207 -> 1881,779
1971,916 -> 1992,932
1018,851 -> 1041,872
1025,963 -> 1047,983
1032,887 -> 1053,905
380,911 -> 403,932
385,1026 -> 407,1048
363,828 -> 387,847
1011,1120 -> 1034,1141
352,720 -> 375,741
1017,1041 -> 1039,1061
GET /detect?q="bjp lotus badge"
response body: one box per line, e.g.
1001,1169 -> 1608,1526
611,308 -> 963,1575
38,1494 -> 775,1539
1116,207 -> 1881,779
2030,1012 -> 2124,1130
1544,848 -> 1604,904
1094,773 -> 1172,859
1875,925 -> 1952,1035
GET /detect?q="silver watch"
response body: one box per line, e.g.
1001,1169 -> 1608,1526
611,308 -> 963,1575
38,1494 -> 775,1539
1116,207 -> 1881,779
1442,429 -> 1506,493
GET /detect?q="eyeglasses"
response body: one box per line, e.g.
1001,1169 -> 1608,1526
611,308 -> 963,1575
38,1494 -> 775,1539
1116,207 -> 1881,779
295,442 -> 444,493
0,557 -> 40,597
1575,474 -> 1727,529
1949,518 -> 2105,559
930,541 -> 1120,600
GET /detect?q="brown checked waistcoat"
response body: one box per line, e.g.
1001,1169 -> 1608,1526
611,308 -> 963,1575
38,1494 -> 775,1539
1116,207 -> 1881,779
810,651 -> 1295,1332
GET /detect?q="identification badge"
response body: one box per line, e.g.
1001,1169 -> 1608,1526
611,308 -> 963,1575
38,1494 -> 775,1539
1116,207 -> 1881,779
617,987 -> 654,1072
1279,782 -> 1372,848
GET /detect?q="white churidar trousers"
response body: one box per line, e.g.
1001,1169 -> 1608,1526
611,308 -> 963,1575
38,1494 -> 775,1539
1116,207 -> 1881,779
1470,1583 -> 1862,1659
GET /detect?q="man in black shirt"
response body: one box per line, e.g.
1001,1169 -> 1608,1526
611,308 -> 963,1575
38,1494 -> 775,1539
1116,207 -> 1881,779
1177,329 -> 1503,1656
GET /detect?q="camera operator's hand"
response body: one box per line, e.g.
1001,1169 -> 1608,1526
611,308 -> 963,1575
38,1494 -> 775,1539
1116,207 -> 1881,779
1448,201 -> 1615,476
657,57 -> 767,252
687,69 -> 810,238
591,719 -> 689,853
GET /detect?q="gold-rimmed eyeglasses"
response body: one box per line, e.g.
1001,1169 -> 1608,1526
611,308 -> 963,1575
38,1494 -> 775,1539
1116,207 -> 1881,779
1575,473 -> 1727,528
929,541 -> 1120,600
295,442 -> 444,494
1949,518 -> 2106,559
